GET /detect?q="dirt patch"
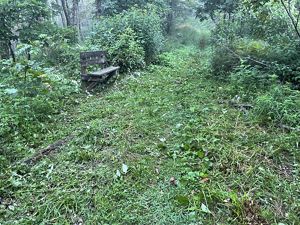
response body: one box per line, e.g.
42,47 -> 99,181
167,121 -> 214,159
243,200 -> 268,225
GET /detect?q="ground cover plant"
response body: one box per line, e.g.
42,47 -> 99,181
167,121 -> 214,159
1,46 -> 299,224
1,0 -> 300,224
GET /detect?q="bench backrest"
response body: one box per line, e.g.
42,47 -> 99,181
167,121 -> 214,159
80,51 -> 107,75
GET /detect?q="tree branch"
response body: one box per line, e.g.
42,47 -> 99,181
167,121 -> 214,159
280,0 -> 300,40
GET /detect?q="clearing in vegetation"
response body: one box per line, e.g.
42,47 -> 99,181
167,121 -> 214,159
1,47 -> 299,224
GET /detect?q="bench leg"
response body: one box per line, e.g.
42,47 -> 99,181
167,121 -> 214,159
81,69 -> 119,91
104,70 -> 118,83
110,69 -> 119,82
81,81 -> 89,90
81,80 -> 99,91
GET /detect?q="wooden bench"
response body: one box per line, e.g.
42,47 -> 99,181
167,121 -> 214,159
80,51 -> 119,82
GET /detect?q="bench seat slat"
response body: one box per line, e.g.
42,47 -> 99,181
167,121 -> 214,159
89,66 -> 120,76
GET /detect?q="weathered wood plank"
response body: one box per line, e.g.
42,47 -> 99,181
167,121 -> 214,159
80,51 -> 107,68
89,66 -> 120,76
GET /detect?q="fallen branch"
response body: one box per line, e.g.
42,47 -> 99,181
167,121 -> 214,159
225,46 -> 270,67
24,135 -> 74,165
218,100 -> 253,111
229,102 -> 254,110
213,37 -> 272,68
279,124 -> 300,132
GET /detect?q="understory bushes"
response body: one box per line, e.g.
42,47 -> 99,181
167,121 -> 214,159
228,66 -> 275,100
210,45 -> 240,77
33,27 -> 81,78
253,86 -> 300,127
211,38 -> 300,87
88,26 -> 145,72
89,7 -> 165,72
211,44 -> 300,128
0,21 -> 82,167
208,9 -> 300,129
169,19 -> 211,49
173,24 -> 210,48
0,58 -> 79,143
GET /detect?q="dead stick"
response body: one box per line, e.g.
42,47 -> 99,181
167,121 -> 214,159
24,135 -> 74,165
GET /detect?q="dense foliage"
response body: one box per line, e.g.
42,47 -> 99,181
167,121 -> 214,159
0,0 -> 49,61
197,0 -> 300,129
89,7 -> 165,71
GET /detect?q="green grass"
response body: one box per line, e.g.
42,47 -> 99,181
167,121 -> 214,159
1,47 -> 299,224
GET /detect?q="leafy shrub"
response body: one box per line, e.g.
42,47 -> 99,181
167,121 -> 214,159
211,39 -> 300,87
235,38 -> 300,87
211,45 -> 240,78
31,27 -> 80,78
0,59 -> 79,142
88,27 -> 145,72
109,28 -> 145,71
174,24 -> 199,45
89,7 -> 164,71
229,66 -> 276,96
210,4 -> 300,87
125,7 -> 164,62
252,86 -> 300,128
262,43 -> 300,87
236,39 -> 269,58
0,24 -> 81,166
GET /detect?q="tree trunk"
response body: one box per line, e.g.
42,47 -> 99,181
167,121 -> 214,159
8,41 -> 16,62
166,13 -> 173,34
72,0 -> 79,26
166,0 -> 176,34
95,0 -> 102,16
61,0 -> 71,26
55,0 -> 67,27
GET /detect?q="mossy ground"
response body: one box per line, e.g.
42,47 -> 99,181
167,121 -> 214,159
1,47 -> 299,224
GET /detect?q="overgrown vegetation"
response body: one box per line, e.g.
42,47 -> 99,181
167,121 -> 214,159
197,0 -> 300,130
89,7 -> 165,71
1,0 -> 300,224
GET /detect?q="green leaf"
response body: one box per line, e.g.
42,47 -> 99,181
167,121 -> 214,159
11,179 -> 22,187
181,143 -> 190,151
199,172 -> 209,178
157,143 -> 167,150
190,106 -> 196,112
175,195 -> 190,206
197,150 -> 205,158
201,203 -> 211,214
187,206 -> 198,211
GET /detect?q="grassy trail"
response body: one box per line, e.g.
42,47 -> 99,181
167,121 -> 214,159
2,47 -> 299,224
